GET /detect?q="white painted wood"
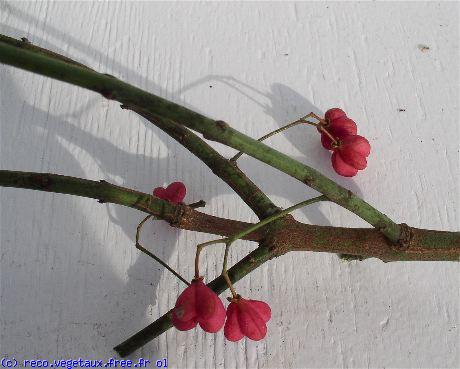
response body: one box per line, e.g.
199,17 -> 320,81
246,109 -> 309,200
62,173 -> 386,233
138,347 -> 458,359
1,2 -> 458,368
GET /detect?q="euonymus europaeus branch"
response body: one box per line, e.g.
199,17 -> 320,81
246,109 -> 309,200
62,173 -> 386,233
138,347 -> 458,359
0,36 -> 402,243
1,35 -> 458,357
1,169 -> 458,357
1,170 -> 457,264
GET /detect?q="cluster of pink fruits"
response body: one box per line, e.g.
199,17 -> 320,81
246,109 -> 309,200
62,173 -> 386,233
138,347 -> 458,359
152,109 -> 369,341
153,182 -> 271,342
171,277 -> 271,342
318,108 -> 371,177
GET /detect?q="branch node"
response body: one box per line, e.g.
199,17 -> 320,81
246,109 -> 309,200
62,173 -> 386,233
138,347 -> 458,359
303,175 -> 314,186
170,203 -> 187,227
204,120 -> 229,140
215,120 -> 229,132
395,223 -> 413,250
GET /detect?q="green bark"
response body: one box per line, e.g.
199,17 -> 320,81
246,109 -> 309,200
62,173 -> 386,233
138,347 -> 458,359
0,170 -> 176,217
128,107 -> 280,219
0,40 -> 402,243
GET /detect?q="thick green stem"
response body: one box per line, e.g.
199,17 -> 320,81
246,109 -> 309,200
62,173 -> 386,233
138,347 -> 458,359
0,170 -> 258,238
0,39 -> 401,243
0,34 -> 94,70
127,106 -> 280,219
2,169 -> 459,356
219,195 -> 327,296
0,35 -> 279,220
0,170 -> 172,215
2,170 -> 457,263
194,195 -> 327,295
196,124 -> 401,242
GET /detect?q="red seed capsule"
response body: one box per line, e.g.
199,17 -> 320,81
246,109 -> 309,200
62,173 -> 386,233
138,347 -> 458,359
331,135 -> 371,177
224,297 -> 271,342
153,181 -> 186,204
172,278 -> 226,333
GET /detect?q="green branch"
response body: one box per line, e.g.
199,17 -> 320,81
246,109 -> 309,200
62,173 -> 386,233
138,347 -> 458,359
126,106 -> 280,219
0,170 -> 263,239
0,35 -> 278,220
0,34 -> 94,70
2,169 -> 458,357
2,35 -> 457,357
2,170 -> 457,264
0,38 -> 402,243
0,170 -> 175,217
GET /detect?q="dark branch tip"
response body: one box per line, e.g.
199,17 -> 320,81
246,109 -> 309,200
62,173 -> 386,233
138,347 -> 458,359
188,200 -> 206,209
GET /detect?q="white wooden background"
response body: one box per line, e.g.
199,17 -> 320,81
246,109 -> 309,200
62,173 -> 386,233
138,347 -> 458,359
1,2 -> 458,368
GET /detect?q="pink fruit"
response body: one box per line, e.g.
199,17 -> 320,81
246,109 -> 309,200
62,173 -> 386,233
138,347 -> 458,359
331,135 -> 371,177
325,108 -> 346,123
172,278 -> 226,333
153,181 -> 186,204
320,116 -> 358,150
224,297 -> 271,342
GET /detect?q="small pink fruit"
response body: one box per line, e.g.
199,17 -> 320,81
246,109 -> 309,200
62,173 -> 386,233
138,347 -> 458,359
320,116 -> 358,150
332,135 -> 371,177
324,108 -> 346,123
153,181 -> 186,204
224,297 -> 271,342
331,151 -> 358,177
172,278 -> 226,333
